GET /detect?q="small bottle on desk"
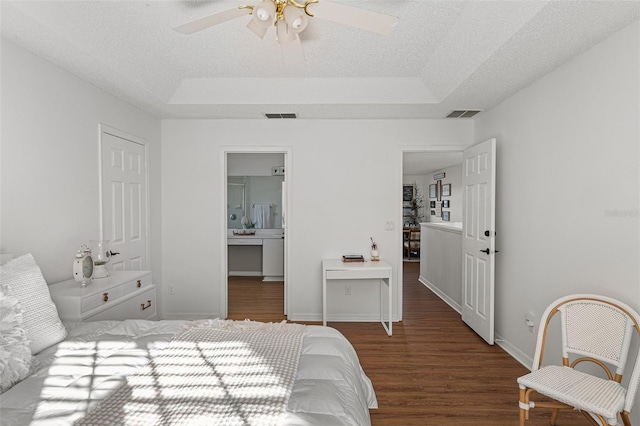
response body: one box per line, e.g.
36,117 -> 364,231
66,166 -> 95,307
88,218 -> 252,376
370,237 -> 379,261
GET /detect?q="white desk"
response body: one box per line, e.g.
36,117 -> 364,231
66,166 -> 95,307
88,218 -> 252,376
322,259 -> 392,336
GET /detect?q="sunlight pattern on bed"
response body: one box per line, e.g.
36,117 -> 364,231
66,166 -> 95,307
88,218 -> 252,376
75,320 -> 305,425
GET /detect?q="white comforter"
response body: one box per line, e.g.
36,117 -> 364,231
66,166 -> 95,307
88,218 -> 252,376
0,320 -> 377,425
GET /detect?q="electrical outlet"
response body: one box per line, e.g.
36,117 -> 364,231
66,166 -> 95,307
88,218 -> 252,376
168,286 -> 174,295
345,284 -> 351,296
525,313 -> 535,333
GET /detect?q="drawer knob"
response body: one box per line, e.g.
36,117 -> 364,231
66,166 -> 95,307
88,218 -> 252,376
137,280 -> 142,288
141,300 -> 152,310
103,292 -> 109,302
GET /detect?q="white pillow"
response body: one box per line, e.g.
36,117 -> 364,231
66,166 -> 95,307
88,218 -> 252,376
0,286 -> 32,392
0,254 -> 67,354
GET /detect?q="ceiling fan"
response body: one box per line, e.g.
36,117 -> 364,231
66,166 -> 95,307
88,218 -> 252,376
173,0 -> 399,63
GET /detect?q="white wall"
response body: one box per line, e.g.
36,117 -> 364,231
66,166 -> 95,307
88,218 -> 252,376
227,153 -> 284,176
161,120 -> 473,320
475,20 -> 639,418
0,38 -> 162,288
426,163 -> 463,223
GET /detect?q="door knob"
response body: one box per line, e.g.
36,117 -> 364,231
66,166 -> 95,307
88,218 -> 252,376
480,248 -> 499,255
484,230 -> 490,237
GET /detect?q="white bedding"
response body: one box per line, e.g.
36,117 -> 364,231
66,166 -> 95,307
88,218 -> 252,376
0,320 -> 377,426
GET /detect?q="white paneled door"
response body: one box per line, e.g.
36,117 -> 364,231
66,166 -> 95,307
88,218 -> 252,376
461,138 -> 496,345
100,126 -> 148,272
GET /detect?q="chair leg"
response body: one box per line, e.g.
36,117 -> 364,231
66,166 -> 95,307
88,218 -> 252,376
621,411 -> 631,426
550,408 -> 560,425
519,387 -> 527,426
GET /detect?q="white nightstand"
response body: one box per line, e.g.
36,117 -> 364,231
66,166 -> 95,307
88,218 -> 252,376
49,271 -> 157,322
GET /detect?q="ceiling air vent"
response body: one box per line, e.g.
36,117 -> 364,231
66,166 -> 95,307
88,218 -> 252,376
447,110 -> 482,118
265,113 -> 297,119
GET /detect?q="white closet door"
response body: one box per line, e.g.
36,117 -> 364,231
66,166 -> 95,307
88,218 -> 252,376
100,127 -> 148,271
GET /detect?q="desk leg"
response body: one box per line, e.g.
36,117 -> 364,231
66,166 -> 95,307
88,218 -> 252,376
380,276 -> 392,336
388,275 -> 392,336
322,271 -> 327,327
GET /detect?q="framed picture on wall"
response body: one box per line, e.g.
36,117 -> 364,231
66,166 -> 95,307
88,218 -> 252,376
442,200 -> 449,208
403,185 -> 414,202
429,184 -> 436,199
443,211 -> 450,221
430,210 -> 435,215
430,201 -> 436,208
442,184 -> 451,197
437,180 -> 442,201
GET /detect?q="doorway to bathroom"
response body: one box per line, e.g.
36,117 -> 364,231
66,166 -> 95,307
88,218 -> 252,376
220,148 -> 291,320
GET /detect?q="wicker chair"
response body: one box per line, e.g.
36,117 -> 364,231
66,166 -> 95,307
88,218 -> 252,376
517,294 -> 640,426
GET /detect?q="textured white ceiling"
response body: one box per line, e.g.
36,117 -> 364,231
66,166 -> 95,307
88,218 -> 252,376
1,0 -> 638,119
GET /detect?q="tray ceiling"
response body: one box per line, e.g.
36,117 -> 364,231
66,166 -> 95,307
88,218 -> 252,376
1,1 -> 638,119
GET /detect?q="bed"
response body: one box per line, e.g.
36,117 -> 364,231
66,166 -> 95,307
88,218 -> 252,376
0,254 -> 377,425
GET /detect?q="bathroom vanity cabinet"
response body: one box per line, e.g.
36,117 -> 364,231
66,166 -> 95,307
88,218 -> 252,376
262,237 -> 284,281
227,233 -> 284,281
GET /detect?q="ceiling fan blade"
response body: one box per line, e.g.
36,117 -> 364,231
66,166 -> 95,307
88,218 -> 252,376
279,35 -> 305,66
247,17 -> 270,39
173,7 -> 252,34
306,1 -> 398,36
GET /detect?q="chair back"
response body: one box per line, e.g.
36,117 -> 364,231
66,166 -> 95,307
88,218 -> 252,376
532,294 -> 640,414
561,298 -> 635,374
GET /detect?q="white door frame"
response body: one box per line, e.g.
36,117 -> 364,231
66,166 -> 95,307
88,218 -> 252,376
398,145 -> 469,321
219,146 -> 292,319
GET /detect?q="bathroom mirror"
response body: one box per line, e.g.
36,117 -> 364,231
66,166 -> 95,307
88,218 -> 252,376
227,176 -> 284,229
227,180 -> 245,229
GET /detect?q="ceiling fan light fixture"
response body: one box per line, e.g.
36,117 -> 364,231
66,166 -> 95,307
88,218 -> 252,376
174,0 -> 398,62
283,5 -> 308,33
254,0 -> 276,22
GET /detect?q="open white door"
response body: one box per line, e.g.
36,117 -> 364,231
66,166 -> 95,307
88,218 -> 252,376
461,138 -> 496,345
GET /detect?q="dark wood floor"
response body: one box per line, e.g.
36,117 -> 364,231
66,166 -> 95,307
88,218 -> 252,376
228,264 -> 588,425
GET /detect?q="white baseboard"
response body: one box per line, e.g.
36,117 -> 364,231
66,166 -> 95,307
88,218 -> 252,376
418,275 -> 462,314
287,313 -> 322,322
161,313 -> 219,320
288,313 -> 400,323
495,332 -> 533,370
228,271 -> 262,276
